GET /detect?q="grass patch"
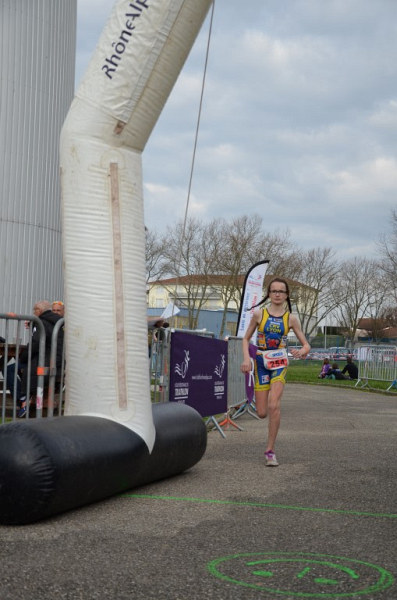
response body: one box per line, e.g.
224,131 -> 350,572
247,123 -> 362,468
287,360 -> 397,394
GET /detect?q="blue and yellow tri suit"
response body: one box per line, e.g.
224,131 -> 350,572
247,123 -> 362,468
254,308 -> 290,391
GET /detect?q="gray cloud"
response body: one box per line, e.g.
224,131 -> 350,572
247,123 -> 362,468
76,0 -> 397,259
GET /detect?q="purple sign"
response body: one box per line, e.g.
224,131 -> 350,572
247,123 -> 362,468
169,331 -> 228,417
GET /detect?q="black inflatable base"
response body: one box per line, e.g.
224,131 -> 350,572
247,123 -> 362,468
0,402 -> 207,525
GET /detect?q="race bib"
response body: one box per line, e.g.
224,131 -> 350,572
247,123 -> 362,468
259,348 -> 289,370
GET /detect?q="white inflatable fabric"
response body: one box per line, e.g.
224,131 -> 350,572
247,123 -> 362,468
60,0 -> 212,450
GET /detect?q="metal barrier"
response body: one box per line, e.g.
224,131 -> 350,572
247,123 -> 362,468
227,336 -> 259,421
150,328 -> 171,403
149,332 -> 251,416
47,318 -> 66,417
355,345 -> 397,391
169,328 -> 215,339
227,336 -> 248,408
0,313 -> 65,422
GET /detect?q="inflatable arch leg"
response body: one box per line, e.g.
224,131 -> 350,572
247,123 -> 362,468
61,0 -> 212,448
0,0 -> 212,524
0,403 -> 207,525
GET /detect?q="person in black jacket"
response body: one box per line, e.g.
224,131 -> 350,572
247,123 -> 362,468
17,300 -> 64,418
341,355 -> 358,380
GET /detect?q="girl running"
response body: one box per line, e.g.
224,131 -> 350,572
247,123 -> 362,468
241,277 -> 310,466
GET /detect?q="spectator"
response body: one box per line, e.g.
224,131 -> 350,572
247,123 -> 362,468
0,336 -> 6,373
52,301 -> 65,317
148,318 -> 169,356
154,321 -> 169,343
17,300 -> 64,418
318,357 -> 332,379
0,337 -> 10,391
4,361 -> 24,405
1,338 -> 26,405
342,355 -> 358,380
326,363 -> 348,380
148,318 -> 163,357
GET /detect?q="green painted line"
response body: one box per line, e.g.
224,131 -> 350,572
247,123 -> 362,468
252,570 -> 273,578
296,567 -> 312,579
121,493 -> 397,519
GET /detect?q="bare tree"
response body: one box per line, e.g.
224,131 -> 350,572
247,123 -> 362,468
161,218 -> 221,328
362,317 -> 388,343
215,215 -> 264,336
145,228 -> 168,289
148,216 -> 391,344
291,247 -> 340,339
154,215 -> 302,336
381,305 -> 397,327
212,218 -> 301,337
217,219 -> 300,303
256,229 -> 302,281
333,258 -> 387,344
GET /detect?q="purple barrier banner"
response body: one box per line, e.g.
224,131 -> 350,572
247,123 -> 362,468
169,331 -> 228,417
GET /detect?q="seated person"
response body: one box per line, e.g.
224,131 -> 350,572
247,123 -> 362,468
318,358 -> 331,378
326,363 -> 348,380
342,355 -> 358,380
0,338 -> 25,404
5,361 -> 24,404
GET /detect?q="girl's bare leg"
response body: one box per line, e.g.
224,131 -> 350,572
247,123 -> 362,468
254,389 -> 269,419
265,381 -> 284,452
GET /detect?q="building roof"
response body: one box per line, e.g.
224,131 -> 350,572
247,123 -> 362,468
358,318 -> 387,329
357,318 -> 397,339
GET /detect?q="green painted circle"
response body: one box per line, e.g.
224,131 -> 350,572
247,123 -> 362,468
207,552 -> 394,598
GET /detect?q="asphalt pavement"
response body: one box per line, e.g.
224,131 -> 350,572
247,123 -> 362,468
0,383 -> 396,600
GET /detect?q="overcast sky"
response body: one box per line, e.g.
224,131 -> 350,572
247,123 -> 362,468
76,0 -> 397,260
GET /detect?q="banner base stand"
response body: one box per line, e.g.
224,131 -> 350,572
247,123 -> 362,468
205,415 -> 226,438
218,410 -> 244,432
232,400 -> 261,421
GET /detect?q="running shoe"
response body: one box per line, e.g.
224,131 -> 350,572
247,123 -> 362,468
17,405 -> 27,418
265,450 -> 279,467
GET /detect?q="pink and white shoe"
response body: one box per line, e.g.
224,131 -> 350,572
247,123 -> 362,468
265,450 -> 279,467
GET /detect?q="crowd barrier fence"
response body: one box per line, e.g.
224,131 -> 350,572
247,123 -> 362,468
150,332 -> 251,435
0,313 -> 65,422
150,328 -> 171,403
227,337 -> 260,421
355,344 -> 397,391
226,336 -> 246,409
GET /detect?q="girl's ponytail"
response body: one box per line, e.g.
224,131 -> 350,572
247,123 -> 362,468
247,295 -> 268,311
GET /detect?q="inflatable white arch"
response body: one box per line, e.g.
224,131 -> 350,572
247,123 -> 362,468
60,0 -> 212,450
